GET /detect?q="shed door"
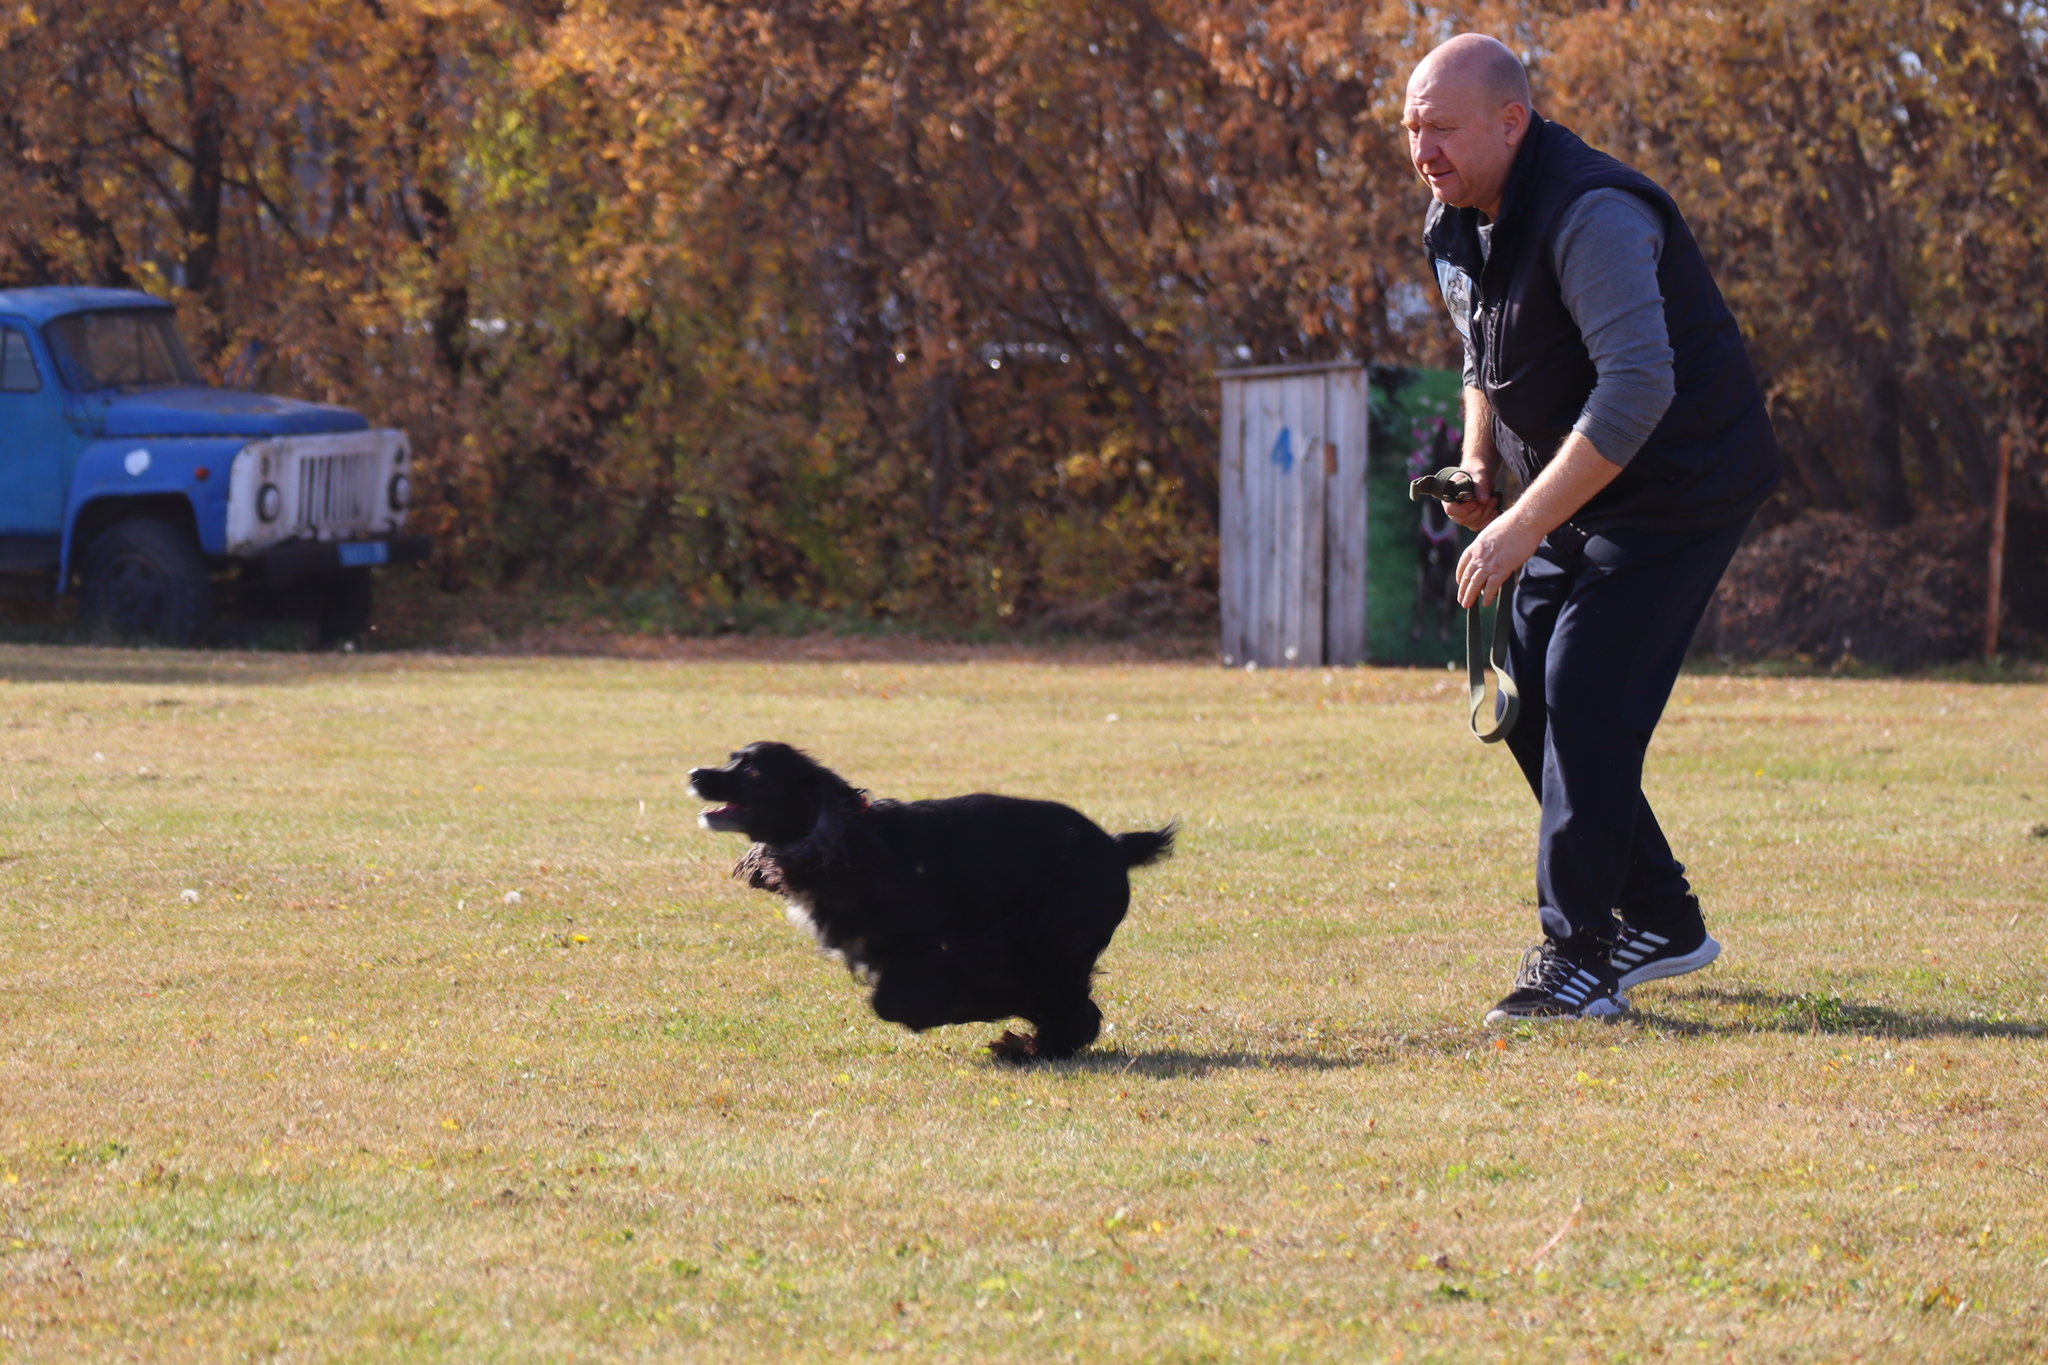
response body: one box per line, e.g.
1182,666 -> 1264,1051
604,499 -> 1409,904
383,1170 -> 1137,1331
1220,366 -> 1368,667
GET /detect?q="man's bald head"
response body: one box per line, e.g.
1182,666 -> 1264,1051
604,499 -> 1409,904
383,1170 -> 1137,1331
1411,34 -> 1531,113
1400,34 -> 1535,219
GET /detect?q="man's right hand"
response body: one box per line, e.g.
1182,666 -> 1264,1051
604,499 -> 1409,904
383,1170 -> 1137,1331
1444,462 -> 1500,529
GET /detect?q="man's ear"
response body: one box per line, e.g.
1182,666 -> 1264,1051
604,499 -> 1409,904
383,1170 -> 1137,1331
1502,99 -> 1531,149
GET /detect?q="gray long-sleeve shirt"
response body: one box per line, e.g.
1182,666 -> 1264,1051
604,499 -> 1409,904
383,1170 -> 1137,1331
1462,188 -> 1676,467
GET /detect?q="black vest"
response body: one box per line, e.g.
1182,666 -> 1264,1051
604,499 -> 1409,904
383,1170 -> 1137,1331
1424,114 -> 1779,532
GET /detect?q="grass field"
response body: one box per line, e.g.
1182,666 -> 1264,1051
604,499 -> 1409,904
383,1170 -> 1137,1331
1,643 -> 2044,1363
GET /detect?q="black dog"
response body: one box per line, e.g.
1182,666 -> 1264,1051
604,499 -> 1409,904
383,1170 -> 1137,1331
688,742 -> 1173,1061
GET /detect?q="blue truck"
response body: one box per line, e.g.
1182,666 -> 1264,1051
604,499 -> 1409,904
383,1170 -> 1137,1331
0,286 -> 426,646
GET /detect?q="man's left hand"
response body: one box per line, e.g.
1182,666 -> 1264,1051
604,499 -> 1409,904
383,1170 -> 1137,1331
1456,513 -> 1541,608
1453,432 -> 1627,608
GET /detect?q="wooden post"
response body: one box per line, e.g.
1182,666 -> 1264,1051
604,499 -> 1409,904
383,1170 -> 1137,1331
1986,426 -> 2012,660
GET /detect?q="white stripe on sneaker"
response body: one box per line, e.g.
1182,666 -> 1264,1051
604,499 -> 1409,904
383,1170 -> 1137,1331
1615,934 -> 1722,989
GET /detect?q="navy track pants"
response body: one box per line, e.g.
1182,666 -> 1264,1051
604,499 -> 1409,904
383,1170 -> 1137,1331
1501,515 -> 1751,945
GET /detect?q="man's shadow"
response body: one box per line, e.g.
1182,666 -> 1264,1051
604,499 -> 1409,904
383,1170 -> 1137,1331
1036,988 -> 2044,1069
1049,1049 -> 1366,1079
1629,984 -> 2044,1040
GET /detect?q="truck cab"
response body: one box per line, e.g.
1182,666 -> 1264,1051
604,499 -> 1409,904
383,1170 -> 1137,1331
0,286 -> 426,646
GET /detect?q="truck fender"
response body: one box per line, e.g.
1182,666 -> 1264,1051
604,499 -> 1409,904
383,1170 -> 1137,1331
61,436 -> 250,581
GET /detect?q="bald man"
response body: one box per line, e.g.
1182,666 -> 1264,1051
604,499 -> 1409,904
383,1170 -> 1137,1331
1402,35 -> 1780,1023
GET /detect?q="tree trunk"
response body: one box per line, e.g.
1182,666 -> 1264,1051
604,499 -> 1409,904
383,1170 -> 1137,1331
1922,369 -> 1995,504
178,39 -> 224,301
1862,373 -> 1912,528
922,370 -> 961,532
1902,386 -> 1950,509
1769,402 -> 1852,511
176,30 -> 227,365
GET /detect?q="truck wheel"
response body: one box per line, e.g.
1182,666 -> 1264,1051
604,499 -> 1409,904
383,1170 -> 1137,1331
79,519 -> 214,646
314,569 -> 374,649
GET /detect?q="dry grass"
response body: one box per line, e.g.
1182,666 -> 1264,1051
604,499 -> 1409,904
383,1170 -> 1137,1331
0,644 -> 2043,1363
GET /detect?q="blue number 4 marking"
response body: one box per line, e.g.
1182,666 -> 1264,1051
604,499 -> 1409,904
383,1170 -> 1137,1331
1270,427 -> 1294,474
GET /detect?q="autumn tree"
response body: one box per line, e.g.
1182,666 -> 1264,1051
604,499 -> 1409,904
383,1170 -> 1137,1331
1541,0 -> 2048,527
1,0 -> 2038,627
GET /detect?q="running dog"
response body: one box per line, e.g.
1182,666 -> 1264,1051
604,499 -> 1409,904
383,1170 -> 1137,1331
688,742 -> 1174,1061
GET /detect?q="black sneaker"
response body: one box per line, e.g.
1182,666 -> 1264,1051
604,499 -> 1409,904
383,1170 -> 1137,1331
1611,897 -> 1721,989
1483,940 -> 1629,1025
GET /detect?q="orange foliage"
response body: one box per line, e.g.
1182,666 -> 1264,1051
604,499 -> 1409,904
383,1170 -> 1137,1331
1,1 -> 2039,620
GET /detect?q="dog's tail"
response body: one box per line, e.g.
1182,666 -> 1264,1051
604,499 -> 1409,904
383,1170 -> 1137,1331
1113,823 -> 1177,869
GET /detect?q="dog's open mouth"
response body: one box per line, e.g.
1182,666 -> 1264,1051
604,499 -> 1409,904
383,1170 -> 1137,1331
698,802 -> 749,832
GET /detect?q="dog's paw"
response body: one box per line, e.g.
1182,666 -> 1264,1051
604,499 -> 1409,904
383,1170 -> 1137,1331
986,1029 -> 1039,1066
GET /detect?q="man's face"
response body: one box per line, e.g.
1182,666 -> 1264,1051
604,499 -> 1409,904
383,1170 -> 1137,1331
1401,68 -> 1527,217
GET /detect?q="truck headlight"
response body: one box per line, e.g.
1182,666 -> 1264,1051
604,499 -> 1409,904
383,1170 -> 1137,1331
388,474 -> 411,511
257,483 -> 282,522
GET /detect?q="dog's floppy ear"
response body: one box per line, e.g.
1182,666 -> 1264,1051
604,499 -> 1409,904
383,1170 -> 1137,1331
768,744 -> 867,814
734,844 -> 786,892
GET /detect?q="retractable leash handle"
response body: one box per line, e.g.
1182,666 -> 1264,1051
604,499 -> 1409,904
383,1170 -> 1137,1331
1408,467 -> 1479,504
1410,467 -> 1519,743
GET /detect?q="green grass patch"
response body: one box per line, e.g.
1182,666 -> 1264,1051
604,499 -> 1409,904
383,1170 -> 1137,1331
0,645 -> 2042,1362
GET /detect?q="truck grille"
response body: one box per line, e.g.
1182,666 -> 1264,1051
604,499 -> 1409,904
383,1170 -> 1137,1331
296,451 -> 379,530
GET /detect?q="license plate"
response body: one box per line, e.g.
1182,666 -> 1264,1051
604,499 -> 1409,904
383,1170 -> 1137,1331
337,541 -> 389,567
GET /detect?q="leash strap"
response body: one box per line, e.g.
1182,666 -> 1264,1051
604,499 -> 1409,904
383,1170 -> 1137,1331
1467,571 -> 1519,743
1410,467 -> 1520,744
